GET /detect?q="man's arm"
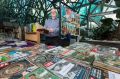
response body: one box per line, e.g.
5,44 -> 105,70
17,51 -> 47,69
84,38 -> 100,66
54,24 -> 59,33
44,19 -> 48,29
44,19 -> 52,32
53,19 -> 59,33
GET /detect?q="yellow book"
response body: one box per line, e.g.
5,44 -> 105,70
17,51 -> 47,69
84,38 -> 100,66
32,23 -> 36,32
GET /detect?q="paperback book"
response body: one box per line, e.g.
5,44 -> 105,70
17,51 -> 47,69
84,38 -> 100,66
47,59 -> 90,79
66,42 -> 94,53
24,67 -> 60,79
89,68 -> 104,79
28,53 -> 62,67
45,46 -> 74,56
0,59 -> 34,78
65,51 -> 95,65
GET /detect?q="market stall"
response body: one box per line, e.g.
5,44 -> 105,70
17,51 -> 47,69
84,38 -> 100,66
0,41 -> 120,79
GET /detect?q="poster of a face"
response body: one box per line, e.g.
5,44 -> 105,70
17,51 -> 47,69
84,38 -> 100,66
61,4 -> 80,35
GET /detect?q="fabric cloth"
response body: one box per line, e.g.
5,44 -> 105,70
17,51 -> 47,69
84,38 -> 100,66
44,18 -> 59,37
0,41 -> 35,48
45,36 -> 60,46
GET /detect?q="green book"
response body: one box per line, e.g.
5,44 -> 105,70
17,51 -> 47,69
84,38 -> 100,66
24,67 -> 60,79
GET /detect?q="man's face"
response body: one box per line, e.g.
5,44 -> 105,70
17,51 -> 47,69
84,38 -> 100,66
51,9 -> 57,17
66,8 -> 72,14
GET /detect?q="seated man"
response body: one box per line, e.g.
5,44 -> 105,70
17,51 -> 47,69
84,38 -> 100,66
44,8 -> 60,46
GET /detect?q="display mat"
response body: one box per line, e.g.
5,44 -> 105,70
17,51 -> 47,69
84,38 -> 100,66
0,59 -> 32,78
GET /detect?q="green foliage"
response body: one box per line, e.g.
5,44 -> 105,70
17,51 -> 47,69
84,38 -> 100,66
91,19 -> 117,40
0,0 -> 59,26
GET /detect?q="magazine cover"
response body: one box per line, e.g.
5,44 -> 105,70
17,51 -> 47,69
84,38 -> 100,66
89,68 -> 104,79
94,45 -> 119,54
93,46 -> 120,69
66,42 -> 94,52
59,49 -> 75,57
45,46 -> 75,58
48,59 -> 90,79
45,46 -> 71,55
74,66 -> 86,79
48,59 -> 75,77
24,67 -> 60,79
62,64 -> 90,79
28,53 -> 62,67
0,59 -> 34,78
66,52 -> 95,65
0,54 -> 11,63
8,50 -> 31,60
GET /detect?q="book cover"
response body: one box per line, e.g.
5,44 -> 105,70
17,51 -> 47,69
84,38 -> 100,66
66,43 -> 94,52
67,52 -> 95,65
48,59 -> 75,77
89,68 -> 104,79
48,59 -> 90,79
45,46 -> 71,55
62,64 -> 84,79
0,59 -> 34,78
8,51 -> 31,60
28,53 -> 62,67
24,67 -> 60,79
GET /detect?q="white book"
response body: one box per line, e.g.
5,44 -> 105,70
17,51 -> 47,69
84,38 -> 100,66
48,59 -> 75,77
109,71 -> 120,79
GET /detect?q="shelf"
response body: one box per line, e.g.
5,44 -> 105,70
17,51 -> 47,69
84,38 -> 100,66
26,32 -> 37,34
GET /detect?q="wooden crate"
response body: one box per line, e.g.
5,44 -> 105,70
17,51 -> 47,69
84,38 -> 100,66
25,32 -> 40,43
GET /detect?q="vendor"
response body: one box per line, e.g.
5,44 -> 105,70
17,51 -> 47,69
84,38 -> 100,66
44,8 -> 60,46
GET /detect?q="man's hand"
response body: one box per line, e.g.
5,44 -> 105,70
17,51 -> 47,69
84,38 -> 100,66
49,28 -> 54,32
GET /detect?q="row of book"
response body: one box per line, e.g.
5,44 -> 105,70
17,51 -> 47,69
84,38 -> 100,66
0,45 -> 105,79
0,56 -> 104,79
1,42 -> 119,79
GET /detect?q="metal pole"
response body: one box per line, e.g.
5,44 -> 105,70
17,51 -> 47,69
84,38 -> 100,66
90,11 -> 114,16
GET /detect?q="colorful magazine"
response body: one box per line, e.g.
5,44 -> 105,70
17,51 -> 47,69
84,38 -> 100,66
24,67 -> 60,79
0,59 -> 34,78
66,42 -> 94,52
47,59 -> 90,79
45,46 -> 75,56
89,68 -> 104,79
65,51 -> 95,65
48,59 -> 75,77
28,53 -> 62,68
